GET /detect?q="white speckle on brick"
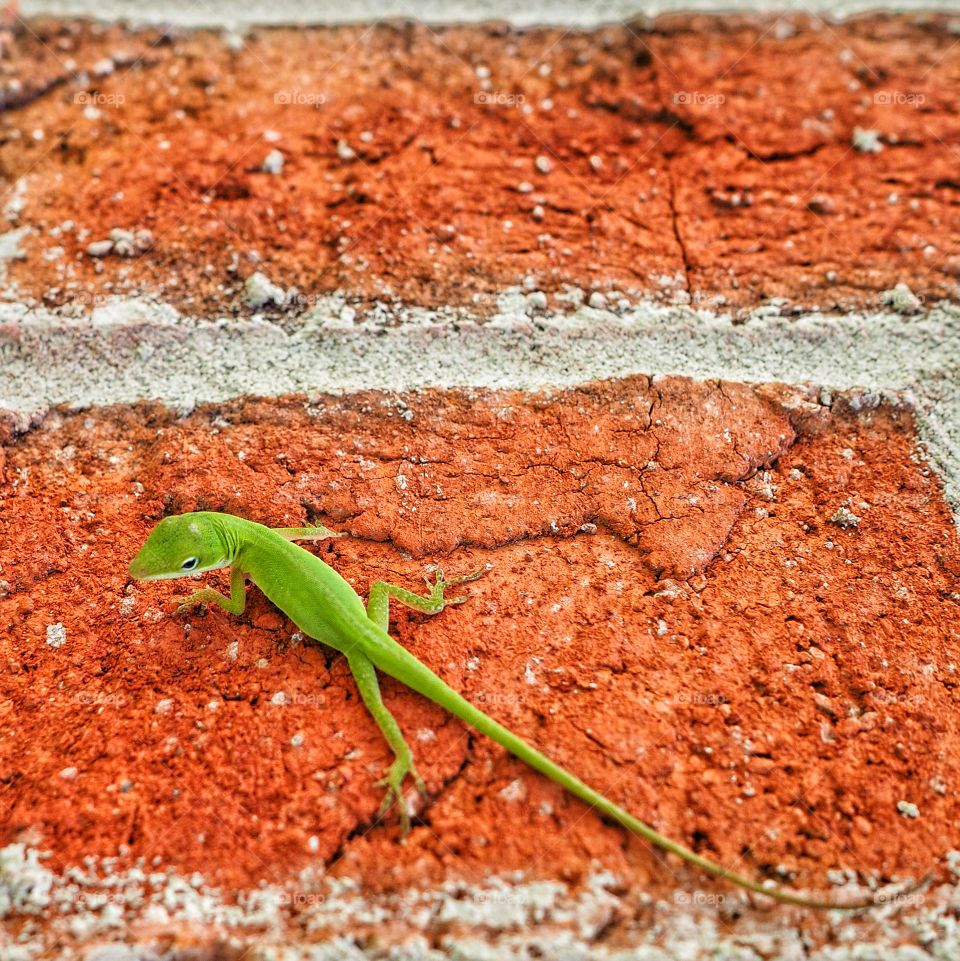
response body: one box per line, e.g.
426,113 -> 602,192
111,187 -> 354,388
243,271 -> 286,308
261,149 -> 284,174
588,291 -> 606,309
86,239 -> 114,258
880,282 -> 922,314
524,657 -> 541,685
525,291 -> 548,312
930,776 -> 948,795
45,623 -> 67,648
498,778 -> 527,802
852,127 -> 883,153
830,504 -> 862,529
4,177 -> 28,223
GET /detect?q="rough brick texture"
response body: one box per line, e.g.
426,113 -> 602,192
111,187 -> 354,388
3,11 -> 960,958
3,378 -> 958,906
2,14 -> 959,315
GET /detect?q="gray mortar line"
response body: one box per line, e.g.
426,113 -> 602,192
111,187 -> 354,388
21,0 -> 960,27
4,844 -> 958,960
1,298 -> 958,522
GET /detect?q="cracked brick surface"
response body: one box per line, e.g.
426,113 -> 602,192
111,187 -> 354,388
2,14 -> 960,315
2,376 -> 959,916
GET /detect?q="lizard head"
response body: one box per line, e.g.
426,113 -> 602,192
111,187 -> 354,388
128,512 -> 232,581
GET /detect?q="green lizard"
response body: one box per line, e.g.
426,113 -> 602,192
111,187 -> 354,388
129,510 -> 883,910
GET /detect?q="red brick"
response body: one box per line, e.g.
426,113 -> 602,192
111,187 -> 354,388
2,377 -> 958,902
2,15 -> 958,315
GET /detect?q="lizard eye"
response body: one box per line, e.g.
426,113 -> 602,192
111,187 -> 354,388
181,557 -> 199,571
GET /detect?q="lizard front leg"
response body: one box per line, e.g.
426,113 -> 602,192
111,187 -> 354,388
175,565 -> 247,615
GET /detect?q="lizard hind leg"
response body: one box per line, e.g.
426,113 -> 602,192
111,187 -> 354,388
347,649 -> 427,835
365,566 -> 486,631
375,754 -> 427,833
353,565 -> 485,833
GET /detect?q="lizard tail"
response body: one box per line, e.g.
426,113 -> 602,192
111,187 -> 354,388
367,631 -> 909,911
